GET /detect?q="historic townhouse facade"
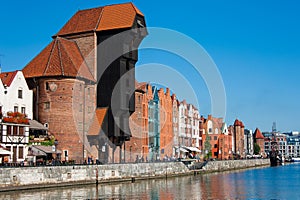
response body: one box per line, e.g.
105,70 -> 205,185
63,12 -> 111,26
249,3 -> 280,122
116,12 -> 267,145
230,119 -> 245,158
0,71 -> 32,163
0,71 -> 33,119
171,94 -> 179,157
157,88 -> 173,159
124,83 -> 153,163
244,129 -> 254,155
190,105 -> 200,148
178,100 -> 188,147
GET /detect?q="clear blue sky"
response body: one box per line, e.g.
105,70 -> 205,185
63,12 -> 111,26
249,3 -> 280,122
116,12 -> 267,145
1,0 -> 300,132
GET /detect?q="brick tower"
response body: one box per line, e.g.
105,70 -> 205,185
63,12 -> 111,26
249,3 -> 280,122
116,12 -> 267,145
23,3 -> 147,163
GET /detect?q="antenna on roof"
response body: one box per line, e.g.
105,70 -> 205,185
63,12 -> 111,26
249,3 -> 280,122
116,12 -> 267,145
0,54 -> 4,74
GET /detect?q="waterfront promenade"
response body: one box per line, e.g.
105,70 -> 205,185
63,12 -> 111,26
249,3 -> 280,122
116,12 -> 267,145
0,159 -> 269,192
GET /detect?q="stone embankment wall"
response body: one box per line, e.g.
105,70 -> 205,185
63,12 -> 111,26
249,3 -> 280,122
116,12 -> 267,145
201,159 -> 269,172
0,159 -> 269,191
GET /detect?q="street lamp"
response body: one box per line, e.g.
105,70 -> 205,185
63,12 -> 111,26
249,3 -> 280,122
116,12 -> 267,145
54,139 -> 58,159
150,143 -> 154,162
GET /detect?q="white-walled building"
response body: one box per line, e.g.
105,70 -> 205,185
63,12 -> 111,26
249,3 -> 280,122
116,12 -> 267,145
0,70 -> 32,164
0,71 -> 33,119
178,101 -> 187,146
178,100 -> 200,149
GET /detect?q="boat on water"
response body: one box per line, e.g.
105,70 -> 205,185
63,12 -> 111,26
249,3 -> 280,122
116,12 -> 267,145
291,157 -> 300,162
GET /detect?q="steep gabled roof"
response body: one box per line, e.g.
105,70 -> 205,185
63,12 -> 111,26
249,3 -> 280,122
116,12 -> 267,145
55,2 -> 144,36
87,108 -> 108,136
234,119 -> 245,128
22,37 -> 95,82
0,71 -> 18,87
254,128 -> 264,139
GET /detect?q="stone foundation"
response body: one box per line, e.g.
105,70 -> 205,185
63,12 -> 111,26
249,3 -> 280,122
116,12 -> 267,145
0,159 -> 270,191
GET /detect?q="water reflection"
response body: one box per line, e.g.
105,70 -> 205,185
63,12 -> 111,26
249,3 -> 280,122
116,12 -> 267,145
1,164 -> 300,199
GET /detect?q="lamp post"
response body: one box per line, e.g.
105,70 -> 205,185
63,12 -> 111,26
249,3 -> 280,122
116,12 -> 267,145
150,143 -> 154,162
54,139 -> 58,159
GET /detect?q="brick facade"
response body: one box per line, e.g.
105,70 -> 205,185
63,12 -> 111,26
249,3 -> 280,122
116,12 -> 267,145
157,88 -> 173,159
36,78 -> 96,162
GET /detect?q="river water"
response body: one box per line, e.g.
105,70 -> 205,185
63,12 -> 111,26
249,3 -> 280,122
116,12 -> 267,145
1,163 -> 300,199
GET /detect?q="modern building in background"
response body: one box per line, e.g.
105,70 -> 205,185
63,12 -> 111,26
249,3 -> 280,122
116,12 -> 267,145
244,129 -> 254,155
148,86 -> 160,161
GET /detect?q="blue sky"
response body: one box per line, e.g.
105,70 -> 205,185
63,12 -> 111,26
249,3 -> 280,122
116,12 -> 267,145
0,0 -> 300,132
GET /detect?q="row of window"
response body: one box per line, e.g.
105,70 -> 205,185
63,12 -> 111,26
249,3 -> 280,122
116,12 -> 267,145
5,146 -> 24,159
1,125 -> 26,136
0,106 -> 26,115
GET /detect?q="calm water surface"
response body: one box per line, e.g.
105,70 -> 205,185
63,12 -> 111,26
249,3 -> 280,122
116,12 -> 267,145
1,163 -> 300,199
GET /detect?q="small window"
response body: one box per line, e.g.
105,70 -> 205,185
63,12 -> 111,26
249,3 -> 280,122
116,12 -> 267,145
19,127 -> 24,136
209,128 -> 212,133
14,106 -> 18,112
64,150 -> 68,157
18,89 -> 23,99
44,102 -> 50,110
45,82 -> 49,90
87,87 -> 90,97
214,144 -> 218,148
7,125 -> 12,136
214,136 -> 218,140
13,126 -> 18,136
18,147 -> 24,159
88,106 -> 92,113
21,107 -> 26,114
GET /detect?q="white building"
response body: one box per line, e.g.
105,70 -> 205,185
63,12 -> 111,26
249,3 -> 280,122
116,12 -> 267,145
178,101 -> 200,149
178,101 -> 187,146
0,71 -> 33,119
0,70 -> 33,164
190,105 -> 200,148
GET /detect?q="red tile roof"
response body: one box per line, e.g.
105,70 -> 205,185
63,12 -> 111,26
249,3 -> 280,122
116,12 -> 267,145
0,71 -> 18,87
56,3 -> 144,36
254,128 -> 264,139
88,108 -> 108,136
22,37 -> 95,82
234,119 -> 245,128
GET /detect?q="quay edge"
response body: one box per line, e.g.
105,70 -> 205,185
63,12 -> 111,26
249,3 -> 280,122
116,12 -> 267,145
0,159 -> 270,192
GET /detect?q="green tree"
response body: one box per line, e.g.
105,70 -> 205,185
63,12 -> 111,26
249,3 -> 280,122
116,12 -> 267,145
254,143 -> 261,155
204,132 -> 212,159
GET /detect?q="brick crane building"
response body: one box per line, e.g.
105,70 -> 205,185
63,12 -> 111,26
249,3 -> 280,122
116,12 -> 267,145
22,3 -> 147,163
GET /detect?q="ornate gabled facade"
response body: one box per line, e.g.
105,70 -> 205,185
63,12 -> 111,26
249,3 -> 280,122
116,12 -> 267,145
0,71 -> 32,163
178,100 -> 188,147
232,119 -> 245,158
22,3 -> 147,163
157,88 -> 173,159
171,94 -> 179,157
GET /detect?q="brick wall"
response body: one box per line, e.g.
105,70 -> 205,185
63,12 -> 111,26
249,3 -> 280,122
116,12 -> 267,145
37,78 -> 96,163
66,34 -> 97,79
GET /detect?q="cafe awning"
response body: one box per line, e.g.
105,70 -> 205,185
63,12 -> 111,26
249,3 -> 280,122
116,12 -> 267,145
0,148 -> 12,155
30,145 -> 62,156
175,146 -> 189,153
29,120 -> 48,130
183,146 -> 202,153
